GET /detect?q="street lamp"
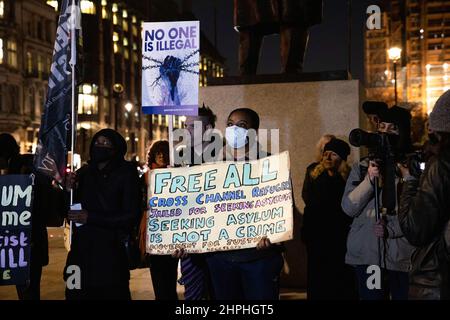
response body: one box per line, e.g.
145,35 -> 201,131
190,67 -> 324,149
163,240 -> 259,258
125,102 -> 133,113
388,47 -> 402,105
113,83 -> 124,131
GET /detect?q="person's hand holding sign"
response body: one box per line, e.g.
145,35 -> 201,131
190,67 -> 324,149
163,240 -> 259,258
68,209 -> 88,224
172,248 -> 188,259
256,236 -> 272,250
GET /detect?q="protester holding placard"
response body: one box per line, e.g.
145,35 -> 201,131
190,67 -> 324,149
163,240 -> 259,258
64,129 -> 141,300
175,105 -> 218,300
140,140 -> 180,300
0,134 -> 66,300
205,108 -> 285,300
301,138 -> 357,300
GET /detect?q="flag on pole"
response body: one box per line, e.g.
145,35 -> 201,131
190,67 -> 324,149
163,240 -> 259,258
34,0 -> 82,183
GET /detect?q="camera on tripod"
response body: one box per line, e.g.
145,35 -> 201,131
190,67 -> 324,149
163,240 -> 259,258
349,128 -> 425,179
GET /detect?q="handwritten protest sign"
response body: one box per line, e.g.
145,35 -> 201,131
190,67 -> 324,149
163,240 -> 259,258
0,175 -> 33,285
141,21 -> 200,116
146,152 -> 293,254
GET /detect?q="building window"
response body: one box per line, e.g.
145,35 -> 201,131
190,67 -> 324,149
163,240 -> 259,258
122,9 -> 128,18
132,15 -> 136,24
26,51 -> 33,74
46,1 -> 58,11
0,1 -> 4,18
113,13 -> 118,25
123,37 -> 128,47
7,40 -> 17,68
37,55 -> 43,78
0,38 -> 3,64
123,20 -> 128,31
133,52 -> 138,63
80,1 -> 96,15
78,84 -> 98,115
112,3 -> 118,12
132,25 -> 138,37
113,32 -> 120,53
124,49 -> 129,60
27,87 -> 35,116
39,88 -> 46,114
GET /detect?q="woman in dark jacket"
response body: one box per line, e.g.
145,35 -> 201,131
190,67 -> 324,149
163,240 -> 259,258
64,129 -> 141,300
398,90 -> 450,300
301,138 -> 357,300
205,108 -> 285,300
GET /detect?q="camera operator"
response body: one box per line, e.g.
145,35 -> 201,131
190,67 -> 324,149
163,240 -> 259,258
342,104 -> 415,300
397,90 -> 450,300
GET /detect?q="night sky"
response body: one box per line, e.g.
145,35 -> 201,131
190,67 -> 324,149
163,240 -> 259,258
183,0 -> 379,82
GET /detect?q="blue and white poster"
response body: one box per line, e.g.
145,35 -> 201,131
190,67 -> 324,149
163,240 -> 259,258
142,21 -> 200,116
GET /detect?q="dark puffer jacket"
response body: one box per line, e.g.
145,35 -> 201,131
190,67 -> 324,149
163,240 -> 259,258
398,152 -> 450,300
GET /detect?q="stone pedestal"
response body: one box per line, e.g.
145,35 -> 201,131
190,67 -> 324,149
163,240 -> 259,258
200,79 -> 364,289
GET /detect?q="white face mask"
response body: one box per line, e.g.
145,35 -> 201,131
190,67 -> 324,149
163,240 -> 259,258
226,125 -> 248,149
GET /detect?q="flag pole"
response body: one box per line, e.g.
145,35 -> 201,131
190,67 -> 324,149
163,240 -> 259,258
68,0 -> 78,246
168,115 -> 174,167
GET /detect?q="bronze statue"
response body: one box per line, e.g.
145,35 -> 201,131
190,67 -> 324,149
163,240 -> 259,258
234,0 -> 323,75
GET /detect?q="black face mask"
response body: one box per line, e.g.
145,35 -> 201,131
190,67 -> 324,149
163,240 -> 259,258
91,147 -> 115,164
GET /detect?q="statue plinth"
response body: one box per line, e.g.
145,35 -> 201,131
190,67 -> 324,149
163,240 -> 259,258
208,70 -> 351,86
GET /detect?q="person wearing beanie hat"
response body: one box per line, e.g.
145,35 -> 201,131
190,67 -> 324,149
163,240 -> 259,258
397,89 -> 450,299
301,137 -> 357,300
323,138 -> 351,162
429,89 -> 450,133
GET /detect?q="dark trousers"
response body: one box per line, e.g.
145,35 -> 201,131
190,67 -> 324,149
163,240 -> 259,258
206,253 -> 284,300
355,265 -> 409,300
238,26 -> 308,75
16,260 -> 43,300
306,245 -> 357,300
66,284 -> 131,300
149,255 -> 179,300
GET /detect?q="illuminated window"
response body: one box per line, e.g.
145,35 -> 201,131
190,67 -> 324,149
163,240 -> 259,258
113,13 -> 118,25
0,1 -> 4,17
122,10 -> 127,18
102,7 -> 109,19
124,49 -> 129,60
101,0 -> 107,5
133,52 -> 138,63
123,20 -> 128,31
112,3 -> 118,12
204,77 -> 207,86
0,38 -> 3,64
113,32 -> 119,42
46,1 -> 58,11
26,51 -> 33,74
78,93 -> 98,115
37,55 -> 43,78
132,25 -> 137,36
80,1 -> 96,15
7,40 -> 17,68
132,15 -> 136,24
114,43 -> 119,54
123,37 -> 128,47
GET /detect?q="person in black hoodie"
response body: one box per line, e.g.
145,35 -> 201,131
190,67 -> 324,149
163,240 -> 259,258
64,129 -> 141,300
301,138 -> 357,300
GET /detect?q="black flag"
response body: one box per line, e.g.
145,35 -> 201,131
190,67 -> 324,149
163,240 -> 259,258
34,0 -> 81,183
